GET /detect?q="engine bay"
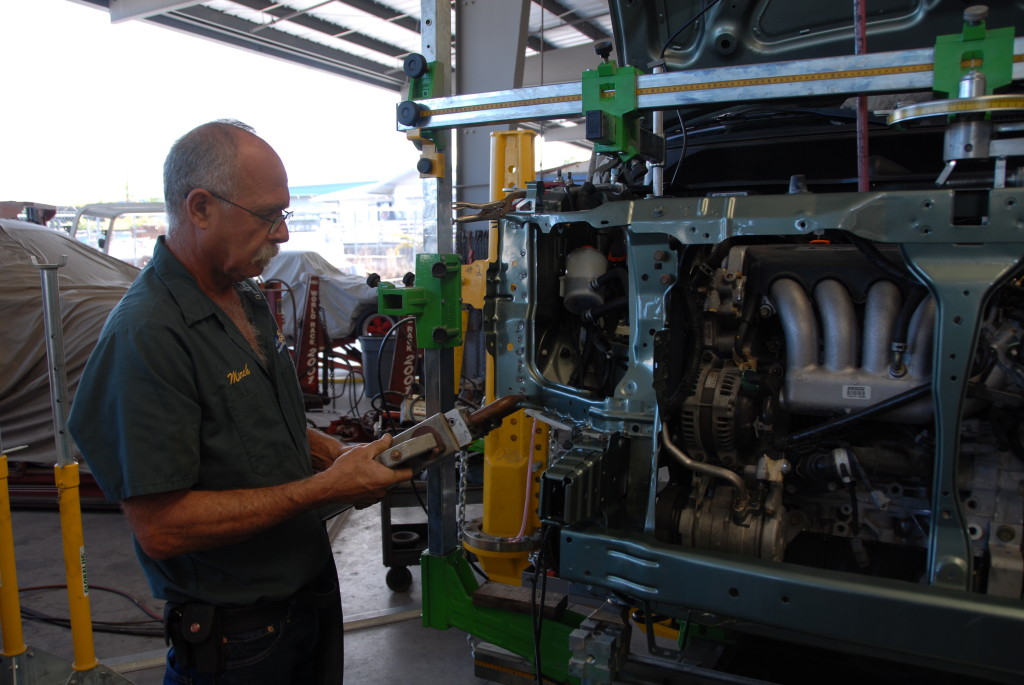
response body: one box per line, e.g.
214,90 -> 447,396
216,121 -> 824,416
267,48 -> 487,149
484,170 -> 1024,679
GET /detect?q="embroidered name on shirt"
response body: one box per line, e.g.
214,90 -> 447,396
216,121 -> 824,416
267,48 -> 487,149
226,363 -> 252,385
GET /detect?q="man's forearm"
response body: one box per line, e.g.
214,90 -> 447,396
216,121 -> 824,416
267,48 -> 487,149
122,472 -> 336,559
122,435 -> 407,560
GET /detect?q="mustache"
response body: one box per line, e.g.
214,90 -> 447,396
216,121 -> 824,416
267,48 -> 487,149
252,242 -> 280,268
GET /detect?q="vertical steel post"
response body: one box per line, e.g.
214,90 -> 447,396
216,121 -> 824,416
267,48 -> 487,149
423,349 -> 458,555
651,63 -> 665,197
36,258 -> 99,672
420,0 -> 453,255
38,259 -> 73,469
853,0 -> 870,192
419,0 -> 458,557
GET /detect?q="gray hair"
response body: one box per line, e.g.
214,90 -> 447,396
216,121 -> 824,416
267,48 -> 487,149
163,119 -> 258,229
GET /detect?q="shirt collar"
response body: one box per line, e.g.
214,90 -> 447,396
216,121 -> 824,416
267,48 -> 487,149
150,235 -> 234,327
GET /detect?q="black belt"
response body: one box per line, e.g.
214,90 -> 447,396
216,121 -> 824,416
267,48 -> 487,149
164,597 -> 293,639
163,597 -> 294,674
219,598 -> 292,634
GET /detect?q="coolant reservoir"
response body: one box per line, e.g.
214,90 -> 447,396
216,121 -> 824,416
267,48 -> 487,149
563,246 -> 607,314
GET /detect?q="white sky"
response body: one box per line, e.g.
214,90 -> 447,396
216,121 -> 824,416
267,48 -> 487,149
2,0 -> 422,205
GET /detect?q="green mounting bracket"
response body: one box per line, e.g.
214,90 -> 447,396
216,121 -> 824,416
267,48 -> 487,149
420,551 -> 585,684
933,13 -> 1015,97
407,61 -> 441,101
398,57 -> 446,153
377,253 -> 463,349
582,61 -> 645,161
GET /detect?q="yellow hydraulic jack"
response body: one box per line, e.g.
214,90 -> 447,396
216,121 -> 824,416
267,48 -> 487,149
0,258 -> 132,685
458,130 -> 550,585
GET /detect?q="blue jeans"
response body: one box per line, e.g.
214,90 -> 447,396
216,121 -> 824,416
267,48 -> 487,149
164,603 -> 323,685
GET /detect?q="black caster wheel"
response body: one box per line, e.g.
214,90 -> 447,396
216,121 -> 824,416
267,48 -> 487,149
386,566 -> 413,592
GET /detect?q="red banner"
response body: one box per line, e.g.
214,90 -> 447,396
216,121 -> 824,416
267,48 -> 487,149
387,320 -> 418,407
296,275 -> 323,396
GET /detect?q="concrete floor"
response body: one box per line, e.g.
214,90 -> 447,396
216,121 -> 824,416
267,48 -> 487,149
5,497 -> 497,685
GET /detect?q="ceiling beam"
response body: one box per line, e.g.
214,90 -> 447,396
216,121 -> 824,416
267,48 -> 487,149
108,0 -> 193,23
532,0 -> 609,43
527,33 -> 559,53
331,0 -> 420,34
231,0 -> 409,58
164,4 -> 404,90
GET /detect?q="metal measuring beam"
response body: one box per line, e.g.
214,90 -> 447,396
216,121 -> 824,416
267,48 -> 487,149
398,37 -> 1024,132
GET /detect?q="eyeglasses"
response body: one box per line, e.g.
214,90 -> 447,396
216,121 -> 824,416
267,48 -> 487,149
204,190 -> 292,234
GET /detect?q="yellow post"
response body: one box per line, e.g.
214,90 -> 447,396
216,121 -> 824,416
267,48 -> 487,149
461,130 -> 550,585
54,462 -> 99,671
0,455 -> 27,659
453,309 -> 469,392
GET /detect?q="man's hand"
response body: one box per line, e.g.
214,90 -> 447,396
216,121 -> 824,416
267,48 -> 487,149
319,434 -> 413,506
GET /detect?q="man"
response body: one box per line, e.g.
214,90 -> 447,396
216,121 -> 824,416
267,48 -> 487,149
68,120 -> 412,684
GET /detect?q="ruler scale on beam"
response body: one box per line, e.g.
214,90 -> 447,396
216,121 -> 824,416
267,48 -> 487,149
398,37 -> 1024,132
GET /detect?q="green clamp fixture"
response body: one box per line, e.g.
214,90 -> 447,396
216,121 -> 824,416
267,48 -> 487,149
582,40 -> 641,159
582,40 -> 662,163
933,5 -> 1014,98
377,253 -> 463,349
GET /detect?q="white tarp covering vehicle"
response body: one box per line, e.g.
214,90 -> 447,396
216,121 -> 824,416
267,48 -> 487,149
0,219 -> 138,464
261,250 -> 380,342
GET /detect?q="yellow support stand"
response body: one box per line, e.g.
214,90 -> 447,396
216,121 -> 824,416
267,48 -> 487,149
54,463 -> 98,672
0,455 -> 27,661
460,130 -> 550,585
0,457 -> 131,683
9,257 -> 135,684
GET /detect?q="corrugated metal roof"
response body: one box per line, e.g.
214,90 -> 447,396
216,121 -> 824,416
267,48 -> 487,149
78,0 -> 612,91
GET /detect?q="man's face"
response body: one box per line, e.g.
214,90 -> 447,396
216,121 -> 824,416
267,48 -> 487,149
207,136 -> 291,283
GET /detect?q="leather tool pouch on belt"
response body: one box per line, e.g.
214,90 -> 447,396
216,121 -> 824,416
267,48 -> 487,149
164,602 -> 224,674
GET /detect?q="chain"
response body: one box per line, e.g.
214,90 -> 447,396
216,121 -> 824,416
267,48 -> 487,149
457,449 -> 468,535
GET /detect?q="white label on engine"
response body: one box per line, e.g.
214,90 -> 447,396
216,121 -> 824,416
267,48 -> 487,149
843,385 -> 871,400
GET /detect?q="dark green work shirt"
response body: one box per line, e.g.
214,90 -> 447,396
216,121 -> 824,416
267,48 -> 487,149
69,236 -> 330,606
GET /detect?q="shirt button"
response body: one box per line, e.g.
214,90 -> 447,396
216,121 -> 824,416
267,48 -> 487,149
189,623 -> 201,634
